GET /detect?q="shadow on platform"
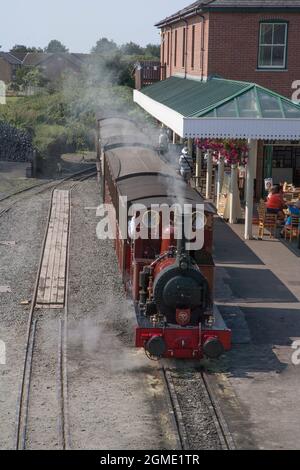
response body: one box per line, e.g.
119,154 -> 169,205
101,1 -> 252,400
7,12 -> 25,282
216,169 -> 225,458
213,217 -> 300,377
218,306 -> 300,378
213,218 -> 264,266
223,267 -> 298,303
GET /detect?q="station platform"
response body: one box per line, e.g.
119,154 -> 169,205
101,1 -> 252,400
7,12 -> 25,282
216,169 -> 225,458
213,217 -> 300,450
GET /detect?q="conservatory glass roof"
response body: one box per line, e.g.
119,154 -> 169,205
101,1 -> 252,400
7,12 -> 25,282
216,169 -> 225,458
204,86 -> 300,119
139,76 -> 300,119
134,76 -> 300,139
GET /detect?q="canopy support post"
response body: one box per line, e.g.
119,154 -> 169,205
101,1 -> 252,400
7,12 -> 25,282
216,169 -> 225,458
229,164 -> 238,224
245,139 -> 258,240
217,156 -> 225,213
196,147 -> 202,188
206,151 -> 213,199
188,138 -> 193,156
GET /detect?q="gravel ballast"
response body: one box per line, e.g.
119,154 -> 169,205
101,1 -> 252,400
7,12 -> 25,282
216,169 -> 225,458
66,178 -> 177,450
171,369 -> 222,450
0,192 -> 50,449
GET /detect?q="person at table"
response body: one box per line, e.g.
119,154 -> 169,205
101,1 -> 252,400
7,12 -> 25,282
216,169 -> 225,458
266,185 -> 285,220
295,195 -> 300,210
280,204 -> 300,237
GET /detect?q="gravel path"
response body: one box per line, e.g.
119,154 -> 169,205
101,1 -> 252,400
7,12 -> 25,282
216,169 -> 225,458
0,192 -> 50,449
66,178 -> 177,450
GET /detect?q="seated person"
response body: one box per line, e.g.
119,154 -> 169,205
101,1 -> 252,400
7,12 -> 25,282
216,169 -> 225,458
280,204 -> 300,237
285,204 -> 300,225
295,195 -> 300,210
266,185 -> 285,220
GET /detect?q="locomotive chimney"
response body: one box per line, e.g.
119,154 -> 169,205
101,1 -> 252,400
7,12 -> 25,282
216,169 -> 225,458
177,212 -> 186,256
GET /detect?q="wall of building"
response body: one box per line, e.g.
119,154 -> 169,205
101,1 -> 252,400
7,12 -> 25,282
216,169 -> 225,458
0,58 -> 12,84
161,14 -> 210,80
207,11 -> 300,99
160,10 -> 300,99
39,57 -> 80,82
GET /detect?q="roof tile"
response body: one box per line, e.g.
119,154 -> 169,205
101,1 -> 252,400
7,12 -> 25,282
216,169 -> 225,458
156,1 -> 300,26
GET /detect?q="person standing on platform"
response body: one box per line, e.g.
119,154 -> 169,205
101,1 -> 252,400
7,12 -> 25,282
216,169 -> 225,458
179,147 -> 193,184
158,128 -> 169,155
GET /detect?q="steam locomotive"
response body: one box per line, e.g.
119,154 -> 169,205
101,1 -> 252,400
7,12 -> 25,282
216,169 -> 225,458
100,117 -> 231,360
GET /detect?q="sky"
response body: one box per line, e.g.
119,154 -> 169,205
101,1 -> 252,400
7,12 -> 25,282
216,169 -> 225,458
0,0 -> 188,52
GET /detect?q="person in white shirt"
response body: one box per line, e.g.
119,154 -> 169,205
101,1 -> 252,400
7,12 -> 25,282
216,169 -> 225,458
179,147 -> 193,183
158,129 -> 169,154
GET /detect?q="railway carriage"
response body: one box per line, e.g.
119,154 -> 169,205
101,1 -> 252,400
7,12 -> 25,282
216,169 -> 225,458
100,117 -> 231,360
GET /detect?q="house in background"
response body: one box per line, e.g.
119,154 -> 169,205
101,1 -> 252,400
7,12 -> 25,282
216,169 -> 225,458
135,0 -> 300,198
0,51 -> 89,85
22,53 -> 89,82
0,52 -> 22,84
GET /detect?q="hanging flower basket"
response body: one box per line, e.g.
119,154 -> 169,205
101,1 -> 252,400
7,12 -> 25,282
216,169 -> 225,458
196,138 -> 249,166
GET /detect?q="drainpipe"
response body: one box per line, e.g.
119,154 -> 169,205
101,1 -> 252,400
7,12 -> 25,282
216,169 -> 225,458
195,10 -> 206,81
167,25 -> 173,77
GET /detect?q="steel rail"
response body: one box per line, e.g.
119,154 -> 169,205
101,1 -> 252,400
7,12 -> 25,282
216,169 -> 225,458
14,171 -> 97,450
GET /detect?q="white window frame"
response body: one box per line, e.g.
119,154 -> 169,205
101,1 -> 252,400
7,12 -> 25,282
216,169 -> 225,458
258,22 -> 288,69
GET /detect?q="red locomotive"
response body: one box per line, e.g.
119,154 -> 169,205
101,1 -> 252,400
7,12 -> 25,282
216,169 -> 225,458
100,117 -> 231,360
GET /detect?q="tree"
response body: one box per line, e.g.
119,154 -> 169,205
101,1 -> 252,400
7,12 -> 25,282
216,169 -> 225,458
10,44 -> 43,54
44,40 -> 69,53
144,44 -> 160,59
13,67 -> 47,91
91,38 -> 118,56
120,42 -> 144,56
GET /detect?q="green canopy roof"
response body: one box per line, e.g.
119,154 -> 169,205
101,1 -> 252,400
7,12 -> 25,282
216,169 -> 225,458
134,76 -> 300,139
140,76 -> 300,119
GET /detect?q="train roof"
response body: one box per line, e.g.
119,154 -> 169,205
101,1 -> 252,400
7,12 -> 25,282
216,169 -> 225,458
99,117 -> 155,148
117,174 -> 215,214
102,136 -> 150,150
100,116 -> 215,214
105,146 -> 175,181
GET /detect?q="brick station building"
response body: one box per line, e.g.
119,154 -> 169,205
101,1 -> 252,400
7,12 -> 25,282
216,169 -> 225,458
136,0 -> 300,198
158,0 -> 300,99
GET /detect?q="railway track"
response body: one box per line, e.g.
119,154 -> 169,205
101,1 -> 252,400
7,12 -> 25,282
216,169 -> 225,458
14,171 -> 96,450
0,166 -> 97,219
161,363 -> 235,450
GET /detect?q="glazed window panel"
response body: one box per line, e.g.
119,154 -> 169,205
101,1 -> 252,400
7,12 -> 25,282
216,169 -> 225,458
191,25 -> 195,69
258,22 -> 288,69
182,28 -> 186,68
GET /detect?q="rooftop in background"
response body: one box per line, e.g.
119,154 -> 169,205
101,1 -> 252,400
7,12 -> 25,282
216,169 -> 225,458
155,0 -> 300,26
0,51 -> 90,67
22,52 -> 89,67
0,52 -> 22,65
